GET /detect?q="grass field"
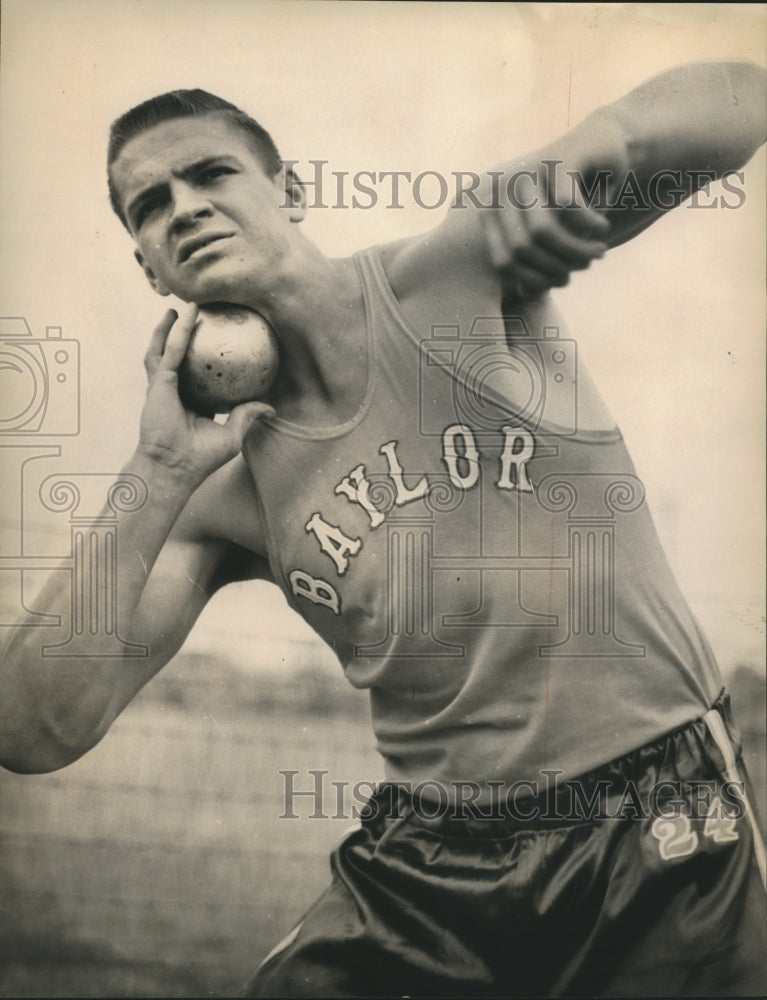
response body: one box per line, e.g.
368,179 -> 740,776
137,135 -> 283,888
0,652 -> 764,998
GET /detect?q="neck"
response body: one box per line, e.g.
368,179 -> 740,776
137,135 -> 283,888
240,242 -> 366,422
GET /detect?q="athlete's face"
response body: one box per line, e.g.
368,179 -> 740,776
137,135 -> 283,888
110,115 -> 304,304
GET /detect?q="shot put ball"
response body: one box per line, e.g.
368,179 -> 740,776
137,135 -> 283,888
178,304 -> 279,414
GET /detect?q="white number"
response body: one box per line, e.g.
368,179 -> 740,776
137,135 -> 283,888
651,813 -> 699,861
703,794 -> 740,844
652,794 -> 740,862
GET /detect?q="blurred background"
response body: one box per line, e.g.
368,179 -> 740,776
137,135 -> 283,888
0,2 -> 765,995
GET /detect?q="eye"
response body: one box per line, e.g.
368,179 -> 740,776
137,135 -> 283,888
133,195 -> 162,229
200,165 -> 236,183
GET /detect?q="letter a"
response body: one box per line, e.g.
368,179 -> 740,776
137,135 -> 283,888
305,513 -> 362,575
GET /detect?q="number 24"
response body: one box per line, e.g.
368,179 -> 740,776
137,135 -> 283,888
651,795 -> 738,861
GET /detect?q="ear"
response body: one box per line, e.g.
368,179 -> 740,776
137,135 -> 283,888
134,250 -> 171,296
280,167 -> 307,222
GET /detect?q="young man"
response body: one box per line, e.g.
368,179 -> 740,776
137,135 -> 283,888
1,62 -> 766,996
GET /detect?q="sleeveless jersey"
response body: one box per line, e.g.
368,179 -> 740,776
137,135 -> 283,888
243,246 -> 723,794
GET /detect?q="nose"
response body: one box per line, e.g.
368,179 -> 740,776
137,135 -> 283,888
168,180 -> 213,234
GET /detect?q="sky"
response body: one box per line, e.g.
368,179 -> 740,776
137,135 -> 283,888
0,1 -> 765,673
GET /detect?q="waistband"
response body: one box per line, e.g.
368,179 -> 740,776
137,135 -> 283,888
361,691 -> 745,836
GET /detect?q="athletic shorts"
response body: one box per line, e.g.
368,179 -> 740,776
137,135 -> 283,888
244,692 -> 766,998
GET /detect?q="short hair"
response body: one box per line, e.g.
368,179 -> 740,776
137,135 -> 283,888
107,89 -> 283,227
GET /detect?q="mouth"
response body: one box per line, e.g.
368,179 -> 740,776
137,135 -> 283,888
177,232 -> 233,264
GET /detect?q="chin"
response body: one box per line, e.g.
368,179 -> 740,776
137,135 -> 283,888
177,274 -> 244,306
172,257 -> 271,308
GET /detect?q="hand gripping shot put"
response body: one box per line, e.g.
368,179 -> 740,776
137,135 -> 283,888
178,304 -> 279,415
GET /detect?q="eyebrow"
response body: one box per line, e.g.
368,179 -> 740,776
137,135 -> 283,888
125,155 -> 242,226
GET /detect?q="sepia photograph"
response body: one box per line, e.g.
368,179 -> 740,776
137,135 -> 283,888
0,2 -> 765,996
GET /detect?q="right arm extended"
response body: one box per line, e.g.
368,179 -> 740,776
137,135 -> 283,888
0,307 -> 274,773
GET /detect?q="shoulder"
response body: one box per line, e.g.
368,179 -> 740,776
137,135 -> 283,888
372,203 -> 536,333
376,201 -> 502,312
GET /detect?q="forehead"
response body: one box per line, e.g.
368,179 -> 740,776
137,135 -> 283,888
110,114 -> 266,203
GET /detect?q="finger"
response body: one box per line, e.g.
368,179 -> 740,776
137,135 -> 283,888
482,228 -> 559,298
144,309 -> 178,378
506,264 -> 555,301
516,243 -> 572,286
224,401 -> 276,444
539,169 -> 611,247
545,176 -> 611,239
157,303 -> 199,372
558,203 -> 611,239
535,224 -> 607,268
